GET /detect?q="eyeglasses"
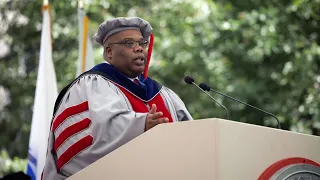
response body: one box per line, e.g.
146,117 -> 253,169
108,40 -> 149,49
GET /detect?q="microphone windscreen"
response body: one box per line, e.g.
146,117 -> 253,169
199,83 -> 211,91
184,76 -> 195,84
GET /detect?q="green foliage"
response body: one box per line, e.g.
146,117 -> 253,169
0,150 -> 27,177
0,0 -> 319,173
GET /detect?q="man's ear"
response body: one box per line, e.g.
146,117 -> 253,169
105,46 -> 112,60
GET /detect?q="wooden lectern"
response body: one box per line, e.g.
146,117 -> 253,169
67,118 -> 320,180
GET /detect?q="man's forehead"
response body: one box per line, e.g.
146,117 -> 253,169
110,29 -> 144,40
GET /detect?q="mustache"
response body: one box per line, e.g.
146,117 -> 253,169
133,55 -> 145,61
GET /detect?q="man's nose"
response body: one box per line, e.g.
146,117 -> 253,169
133,44 -> 144,52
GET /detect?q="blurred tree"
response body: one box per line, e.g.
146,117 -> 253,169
0,0 -> 319,175
209,0 -> 320,133
0,150 -> 27,177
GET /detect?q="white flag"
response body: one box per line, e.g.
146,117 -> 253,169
26,4 -> 58,180
76,8 -> 94,76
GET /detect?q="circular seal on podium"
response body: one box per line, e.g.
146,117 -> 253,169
259,157 -> 320,180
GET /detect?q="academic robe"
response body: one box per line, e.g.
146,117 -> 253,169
42,63 -> 193,180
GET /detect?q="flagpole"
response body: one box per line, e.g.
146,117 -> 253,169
78,0 -> 88,73
76,0 -> 94,76
79,0 -> 84,9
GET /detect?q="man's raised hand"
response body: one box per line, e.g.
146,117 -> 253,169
145,104 -> 169,131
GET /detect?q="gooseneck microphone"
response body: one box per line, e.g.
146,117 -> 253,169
199,82 -> 281,129
184,76 -> 229,120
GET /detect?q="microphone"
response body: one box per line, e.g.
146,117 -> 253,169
184,76 -> 229,120
199,82 -> 281,129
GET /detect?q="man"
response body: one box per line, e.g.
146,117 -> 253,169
42,17 -> 193,179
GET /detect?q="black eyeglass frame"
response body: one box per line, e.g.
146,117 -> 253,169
107,39 -> 149,49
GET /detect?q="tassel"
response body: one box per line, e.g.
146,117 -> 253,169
143,33 -> 154,79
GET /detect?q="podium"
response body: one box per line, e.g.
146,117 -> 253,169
67,118 -> 320,180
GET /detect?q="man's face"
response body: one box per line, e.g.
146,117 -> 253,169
105,30 -> 148,78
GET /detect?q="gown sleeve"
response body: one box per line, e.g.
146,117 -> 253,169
42,74 -> 147,179
161,87 -> 193,121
